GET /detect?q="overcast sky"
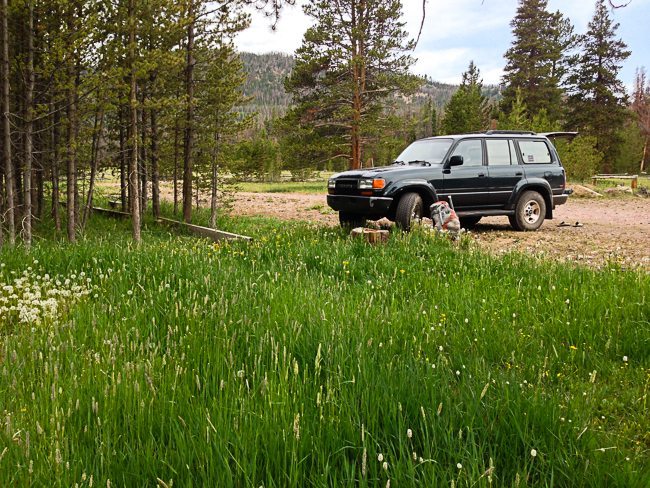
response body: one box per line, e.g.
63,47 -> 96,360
235,0 -> 650,90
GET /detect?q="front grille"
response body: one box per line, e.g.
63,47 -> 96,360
335,179 -> 360,195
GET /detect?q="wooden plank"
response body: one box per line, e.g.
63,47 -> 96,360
87,206 -> 251,242
592,175 -> 638,180
157,217 -> 252,242
92,206 -> 130,218
591,174 -> 638,189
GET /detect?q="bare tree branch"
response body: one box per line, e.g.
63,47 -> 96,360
414,0 -> 426,49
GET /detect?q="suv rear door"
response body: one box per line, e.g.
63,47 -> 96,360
485,138 -> 524,206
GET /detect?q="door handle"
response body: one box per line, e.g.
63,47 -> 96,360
515,172 -> 523,176
478,173 -> 486,177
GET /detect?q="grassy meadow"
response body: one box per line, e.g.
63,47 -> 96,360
0,209 -> 648,486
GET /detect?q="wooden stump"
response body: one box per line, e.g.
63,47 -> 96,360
350,227 -> 389,244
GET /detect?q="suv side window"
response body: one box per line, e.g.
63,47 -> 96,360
451,139 -> 483,167
486,139 -> 513,165
518,140 -> 552,164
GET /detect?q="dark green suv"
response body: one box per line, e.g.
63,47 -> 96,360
327,131 -> 574,231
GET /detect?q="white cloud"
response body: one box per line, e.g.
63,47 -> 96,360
235,3 -> 311,54
402,0 -> 514,44
412,48 -> 471,84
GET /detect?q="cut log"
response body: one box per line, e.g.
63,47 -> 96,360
350,227 -> 389,244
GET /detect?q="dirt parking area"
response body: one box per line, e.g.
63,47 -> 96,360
232,191 -> 650,270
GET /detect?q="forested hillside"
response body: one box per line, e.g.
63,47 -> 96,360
239,52 -> 500,124
239,52 -> 295,122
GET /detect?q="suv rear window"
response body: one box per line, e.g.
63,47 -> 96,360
486,139 -> 516,166
518,140 -> 552,164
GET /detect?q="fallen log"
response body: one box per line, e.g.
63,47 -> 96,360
157,217 -> 251,242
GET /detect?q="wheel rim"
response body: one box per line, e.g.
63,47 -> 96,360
523,200 -> 541,224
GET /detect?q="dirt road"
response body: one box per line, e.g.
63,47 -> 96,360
232,191 -> 650,270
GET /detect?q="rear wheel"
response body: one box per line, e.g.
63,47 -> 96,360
395,192 -> 423,231
339,212 -> 366,229
459,216 -> 481,229
509,190 -> 546,231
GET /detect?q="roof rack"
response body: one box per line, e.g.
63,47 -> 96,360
484,130 -> 537,135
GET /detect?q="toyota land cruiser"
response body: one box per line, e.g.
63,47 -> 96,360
326,131 -> 575,231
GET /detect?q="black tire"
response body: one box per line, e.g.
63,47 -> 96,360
509,190 -> 546,231
459,216 -> 481,229
395,192 -> 423,231
339,212 -> 366,229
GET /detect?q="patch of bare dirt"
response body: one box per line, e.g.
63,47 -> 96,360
231,191 -> 650,270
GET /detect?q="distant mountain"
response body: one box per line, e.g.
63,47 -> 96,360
239,52 -> 295,123
238,52 -> 501,123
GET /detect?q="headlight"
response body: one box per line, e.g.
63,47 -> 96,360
359,178 -> 385,190
328,179 -> 336,189
358,179 -> 373,189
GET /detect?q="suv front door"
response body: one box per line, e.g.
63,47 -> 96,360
440,138 -> 488,209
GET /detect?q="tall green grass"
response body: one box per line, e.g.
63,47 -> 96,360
0,214 -> 648,486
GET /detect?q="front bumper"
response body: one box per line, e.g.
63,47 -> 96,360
327,194 -> 393,217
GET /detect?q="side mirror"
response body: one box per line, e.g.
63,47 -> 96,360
447,155 -> 464,168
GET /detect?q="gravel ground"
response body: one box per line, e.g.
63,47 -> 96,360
231,191 -> 650,271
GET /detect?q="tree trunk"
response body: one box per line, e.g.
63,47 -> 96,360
641,136 -> 648,173
349,0 -> 365,171
119,105 -> 128,211
23,0 -> 34,247
35,157 -> 43,219
51,99 -> 61,233
65,7 -> 79,243
150,105 -> 160,219
128,0 -> 141,242
210,133 -> 219,228
139,100 -> 148,215
1,0 -> 15,245
183,2 -> 195,223
173,116 -> 179,215
66,74 -> 77,242
82,106 -> 104,228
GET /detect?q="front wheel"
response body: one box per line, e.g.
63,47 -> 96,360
509,190 -> 546,231
395,192 -> 423,231
339,212 -> 366,229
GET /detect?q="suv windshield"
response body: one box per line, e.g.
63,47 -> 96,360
395,138 -> 453,165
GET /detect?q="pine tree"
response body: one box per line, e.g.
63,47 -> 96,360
1,0 -> 13,246
498,88 -> 529,130
441,61 -> 489,135
285,0 -> 418,170
566,0 -> 630,170
631,68 -> 650,172
420,97 -> 438,138
196,43 -> 251,228
501,0 -> 574,124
